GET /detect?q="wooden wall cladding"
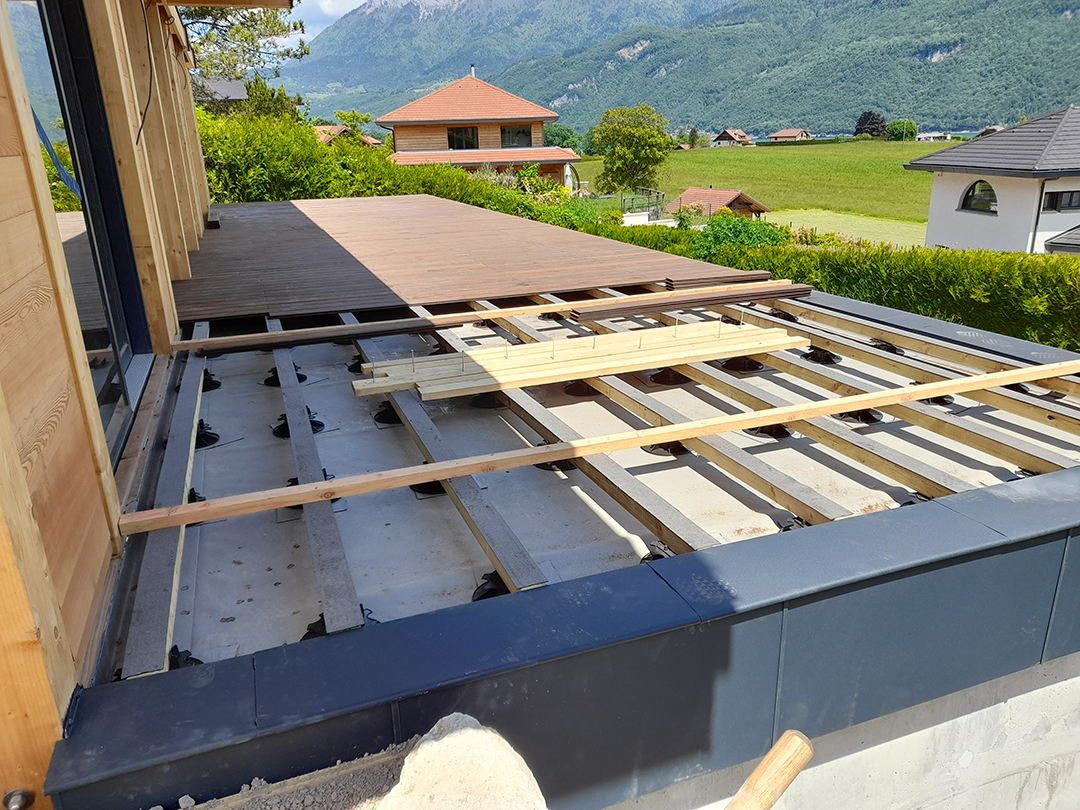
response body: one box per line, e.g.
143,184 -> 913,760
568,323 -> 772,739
0,2 -> 121,798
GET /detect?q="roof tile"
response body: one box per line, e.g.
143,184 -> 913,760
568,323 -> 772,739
377,76 -> 559,126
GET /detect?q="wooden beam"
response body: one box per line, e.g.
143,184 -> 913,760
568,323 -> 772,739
675,360 -> 974,498
117,0 -> 191,281
270,319 -> 364,632
172,281 -> 806,354
353,332 -> 808,401
116,358 -> 1080,535
722,305 -> 1080,438
757,350 -> 1076,476
121,323 -> 207,678
84,0 -> 179,352
478,300 -> 851,526
768,298 -> 1080,399
597,289 -> 1076,475
152,7 -> 201,247
348,315 -> 547,591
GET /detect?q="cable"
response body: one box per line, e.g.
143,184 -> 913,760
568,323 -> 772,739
135,0 -> 155,146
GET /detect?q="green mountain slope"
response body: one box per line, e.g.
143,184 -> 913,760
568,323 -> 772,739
493,0 -> 1080,133
288,0 -> 1080,135
282,0 -> 734,108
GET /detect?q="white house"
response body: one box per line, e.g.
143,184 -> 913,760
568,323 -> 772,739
905,106 -> 1080,253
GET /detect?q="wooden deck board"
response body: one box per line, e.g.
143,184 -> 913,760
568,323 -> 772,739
60,196 -> 770,324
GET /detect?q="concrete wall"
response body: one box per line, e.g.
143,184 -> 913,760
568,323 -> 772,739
614,649 -> 1080,810
1035,177 -> 1080,253
924,172 -> 1041,252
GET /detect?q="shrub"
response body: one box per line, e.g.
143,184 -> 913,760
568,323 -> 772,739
852,132 -> 874,142
598,209 -> 624,226
42,141 -> 82,212
691,212 -> 790,259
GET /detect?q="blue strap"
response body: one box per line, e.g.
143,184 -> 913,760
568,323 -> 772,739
33,107 -> 81,201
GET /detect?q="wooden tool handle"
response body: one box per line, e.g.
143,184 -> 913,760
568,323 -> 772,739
727,729 -> 814,810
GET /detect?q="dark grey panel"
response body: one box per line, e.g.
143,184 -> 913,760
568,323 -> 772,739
253,564 -> 700,729
396,608 -> 783,810
1045,534 -> 1080,661
47,655 -> 257,799
937,470 -> 1080,539
648,499 -> 1004,620
776,535 -> 1065,738
805,291 -> 1080,364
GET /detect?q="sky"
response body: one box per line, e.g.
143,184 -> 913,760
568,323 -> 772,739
295,0 -> 362,38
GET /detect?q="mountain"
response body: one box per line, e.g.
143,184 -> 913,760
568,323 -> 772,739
281,0 -> 735,115
492,0 -> 1080,133
287,0 -> 1080,136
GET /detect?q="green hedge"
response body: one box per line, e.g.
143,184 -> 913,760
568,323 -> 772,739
706,245 -> 1080,351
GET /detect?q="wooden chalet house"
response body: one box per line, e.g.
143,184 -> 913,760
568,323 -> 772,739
376,75 -> 580,185
713,129 -> 752,147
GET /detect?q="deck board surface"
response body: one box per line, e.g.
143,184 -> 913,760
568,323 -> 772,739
60,196 -> 762,323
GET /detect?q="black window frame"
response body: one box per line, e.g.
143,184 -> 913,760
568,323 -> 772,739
447,126 -> 479,150
959,180 -> 998,214
1044,190 -> 1080,211
37,0 -> 155,466
500,125 -> 532,148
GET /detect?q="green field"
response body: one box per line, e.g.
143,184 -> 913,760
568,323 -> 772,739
764,209 -> 928,247
576,140 -> 951,222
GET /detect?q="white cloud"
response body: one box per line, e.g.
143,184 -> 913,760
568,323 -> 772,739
294,0 -> 366,37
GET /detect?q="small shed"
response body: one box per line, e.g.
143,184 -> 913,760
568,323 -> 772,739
666,187 -> 771,218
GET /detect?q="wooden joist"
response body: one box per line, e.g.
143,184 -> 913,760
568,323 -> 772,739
767,298 -> 1080,400
431,317 -> 723,552
121,323 -> 208,678
345,314 -> 547,592
723,305 -> 1080,438
666,267 -> 771,289
486,300 -> 851,526
269,320 -> 364,633
758,350 -> 1076,475
116,354 -> 1080,536
568,284 -> 812,321
354,328 -> 812,401
572,302 -> 972,499
171,280 -> 803,355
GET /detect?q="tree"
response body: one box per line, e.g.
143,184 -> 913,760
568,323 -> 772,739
591,104 -> 670,193
235,75 -> 302,120
688,127 -> 699,148
543,124 -> 581,152
181,5 -> 309,100
855,111 -> 886,137
886,119 -> 918,141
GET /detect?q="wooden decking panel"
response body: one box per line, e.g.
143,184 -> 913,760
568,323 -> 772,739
60,196 -> 766,323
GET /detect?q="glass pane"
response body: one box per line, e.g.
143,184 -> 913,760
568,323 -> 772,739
447,127 -> 479,149
501,126 -> 532,148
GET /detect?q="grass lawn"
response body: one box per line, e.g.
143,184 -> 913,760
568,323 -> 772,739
575,140 -> 951,222
765,209 -> 928,247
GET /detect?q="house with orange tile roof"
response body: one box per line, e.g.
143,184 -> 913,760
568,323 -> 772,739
666,187 -> 771,219
375,75 -> 580,186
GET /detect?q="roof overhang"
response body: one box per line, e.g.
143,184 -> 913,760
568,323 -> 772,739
154,0 -> 294,7
903,163 -> 1080,178
377,116 -> 559,127
390,148 -> 580,167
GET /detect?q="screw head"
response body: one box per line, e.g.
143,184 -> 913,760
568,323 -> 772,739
3,790 -> 35,810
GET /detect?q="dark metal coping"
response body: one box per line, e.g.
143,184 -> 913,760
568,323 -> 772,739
1045,223 -> 1080,254
47,469 -> 1080,810
47,299 -> 1080,810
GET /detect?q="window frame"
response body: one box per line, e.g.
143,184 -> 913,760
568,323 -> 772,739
500,125 -> 533,149
1044,190 -> 1080,211
958,180 -> 998,215
447,126 -> 479,150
